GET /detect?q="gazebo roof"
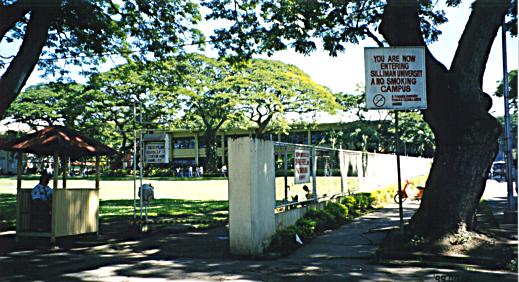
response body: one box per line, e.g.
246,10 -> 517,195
0,126 -> 117,158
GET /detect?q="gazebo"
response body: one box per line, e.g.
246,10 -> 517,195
0,126 -> 116,243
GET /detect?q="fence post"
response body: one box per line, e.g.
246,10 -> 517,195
228,137 -> 276,256
312,146 -> 317,202
284,146 -> 288,204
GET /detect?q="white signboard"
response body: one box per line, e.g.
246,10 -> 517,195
294,149 -> 311,184
145,142 -> 169,163
364,47 -> 427,110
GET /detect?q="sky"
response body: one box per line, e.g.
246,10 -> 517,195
1,1 -> 518,125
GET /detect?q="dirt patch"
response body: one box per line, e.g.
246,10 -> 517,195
376,205 -> 517,272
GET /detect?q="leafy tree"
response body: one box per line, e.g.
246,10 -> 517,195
174,54 -> 239,172
204,0 -> 517,239
0,0 -> 203,118
495,69 -> 518,114
496,115 -> 518,161
5,82 -> 99,134
88,60 -> 180,153
227,59 -> 340,137
334,91 -> 434,157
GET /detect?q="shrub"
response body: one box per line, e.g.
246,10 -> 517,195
325,202 -> 348,224
102,168 -> 127,177
341,195 -> 356,208
371,188 -> 395,207
341,196 -> 357,216
295,218 -> 318,240
303,208 -> 338,232
354,193 -> 374,211
269,226 -> 300,255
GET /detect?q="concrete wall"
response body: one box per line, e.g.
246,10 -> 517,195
342,151 -> 432,192
274,201 -> 327,230
228,137 -> 276,256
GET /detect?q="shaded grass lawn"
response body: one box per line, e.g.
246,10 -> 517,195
0,193 -> 228,231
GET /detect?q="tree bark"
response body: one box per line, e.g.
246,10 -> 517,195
380,0 -> 509,238
0,1 -> 59,118
202,129 -> 219,173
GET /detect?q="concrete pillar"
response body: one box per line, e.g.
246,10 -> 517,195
228,137 -> 276,256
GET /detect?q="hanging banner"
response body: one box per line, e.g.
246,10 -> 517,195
294,148 -> 311,184
364,47 -> 427,110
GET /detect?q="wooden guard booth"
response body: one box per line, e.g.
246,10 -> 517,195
0,126 -> 116,243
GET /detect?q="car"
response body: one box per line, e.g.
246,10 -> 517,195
490,161 -> 506,181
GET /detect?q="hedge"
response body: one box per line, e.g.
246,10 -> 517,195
267,175 -> 428,256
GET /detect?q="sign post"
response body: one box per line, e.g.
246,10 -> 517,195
364,46 -> 427,229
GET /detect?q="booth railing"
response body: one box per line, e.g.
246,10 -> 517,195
16,189 -> 99,242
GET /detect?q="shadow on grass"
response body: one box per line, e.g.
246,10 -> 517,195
100,198 -> 229,224
0,194 -> 16,231
1,175 -> 228,181
0,193 -> 228,231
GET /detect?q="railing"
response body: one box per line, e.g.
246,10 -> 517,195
273,141 -> 432,210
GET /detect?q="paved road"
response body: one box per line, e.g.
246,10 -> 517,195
483,178 -> 516,201
0,179 -> 516,281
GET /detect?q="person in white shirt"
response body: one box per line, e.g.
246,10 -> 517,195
31,174 -> 53,231
32,174 -> 53,200
221,164 -> 227,177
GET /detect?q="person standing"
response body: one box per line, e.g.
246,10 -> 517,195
221,164 -> 227,177
188,166 -> 193,177
31,174 -> 53,231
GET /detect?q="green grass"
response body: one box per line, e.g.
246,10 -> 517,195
0,175 -> 228,181
100,198 -> 228,222
0,193 -> 228,231
0,193 -> 16,231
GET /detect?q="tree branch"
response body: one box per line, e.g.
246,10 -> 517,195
450,0 -> 510,87
0,0 -> 30,41
364,27 -> 384,47
0,2 -> 59,118
379,0 -> 447,72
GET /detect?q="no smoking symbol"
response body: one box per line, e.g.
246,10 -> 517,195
373,94 -> 386,107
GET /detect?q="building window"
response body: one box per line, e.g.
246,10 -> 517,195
173,158 -> 197,167
173,137 -> 196,149
311,131 -> 327,145
280,132 -> 308,145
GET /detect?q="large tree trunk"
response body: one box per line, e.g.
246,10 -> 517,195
380,0 -> 509,238
202,129 -> 219,173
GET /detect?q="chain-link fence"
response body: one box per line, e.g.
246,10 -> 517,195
273,142 -> 432,209
274,142 -> 344,208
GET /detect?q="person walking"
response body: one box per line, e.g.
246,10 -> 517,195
221,164 -> 227,177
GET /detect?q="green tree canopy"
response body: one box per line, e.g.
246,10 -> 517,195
494,69 -> 518,114
201,0 -> 517,240
0,0 -> 203,117
226,59 -> 340,137
5,82 -> 97,132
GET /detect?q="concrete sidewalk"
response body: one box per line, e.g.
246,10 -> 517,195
1,198 -> 517,281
